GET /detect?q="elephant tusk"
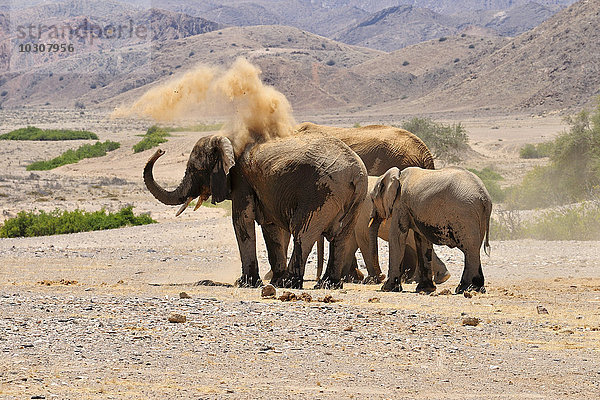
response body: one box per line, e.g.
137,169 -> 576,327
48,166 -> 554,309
193,197 -> 203,211
368,217 -> 374,227
175,197 -> 194,217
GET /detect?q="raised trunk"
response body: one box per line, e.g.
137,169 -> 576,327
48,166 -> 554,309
143,149 -> 189,205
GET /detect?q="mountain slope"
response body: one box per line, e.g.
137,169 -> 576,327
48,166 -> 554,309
398,0 -> 600,113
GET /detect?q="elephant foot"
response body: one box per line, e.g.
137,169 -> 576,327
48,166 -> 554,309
362,273 -> 386,285
416,281 -> 436,294
314,278 -> 343,290
342,268 -> 365,283
434,270 -> 451,284
277,275 -> 304,289
381,277 -> 402,292
235,275 -> 263,288
455,282 -> 486,294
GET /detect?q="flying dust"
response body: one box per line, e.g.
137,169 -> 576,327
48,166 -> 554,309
112,58 -> 296,153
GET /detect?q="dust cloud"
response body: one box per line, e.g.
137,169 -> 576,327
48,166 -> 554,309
112,58 -> 295,153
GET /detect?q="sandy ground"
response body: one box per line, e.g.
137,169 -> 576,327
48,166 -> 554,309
1,110 -> 599,399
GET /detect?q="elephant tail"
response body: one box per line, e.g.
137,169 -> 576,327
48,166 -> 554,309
482,201 -> 492,257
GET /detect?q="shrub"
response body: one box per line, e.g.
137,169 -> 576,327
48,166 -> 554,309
0,206 -> 155,238
491,202 -> 600,241
468,167 -> 505,202
507,102 -> 600,209
133,125 -> 171,153
519,142 -> 553,159
400,117 -> 469,162
0,126 -> 98,141
27,141 -> 120,170
161,123 -> 223,133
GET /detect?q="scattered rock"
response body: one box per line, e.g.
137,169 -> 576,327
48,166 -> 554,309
179,292 -> 191,299
168,313 -> 186,323
193,279 -> 233,287
438,288 -> 452,296
319,294 -> 341,303
298,292 -> 312,302
261,284 -> 276,298
343,326 -> 353,331
368,297 -> 380,303
464,291 -> 473,298
279,291 -> 296,302
38,279 -> 78,286
537,305 -> 549,314
462,317 -> 480,326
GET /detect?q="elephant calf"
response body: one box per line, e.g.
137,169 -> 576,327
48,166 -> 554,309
317,176 -> 451,285
369,167 -> 492,294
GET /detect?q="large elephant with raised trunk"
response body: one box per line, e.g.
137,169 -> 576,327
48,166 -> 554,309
369,167 -> 492,294
144,134 -> 367,289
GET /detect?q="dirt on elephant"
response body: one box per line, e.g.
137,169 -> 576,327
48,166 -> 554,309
112,58 -> 295,153
0,110 -> 599,399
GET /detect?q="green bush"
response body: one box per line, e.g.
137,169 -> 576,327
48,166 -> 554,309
507,103 -> 600,209
0,206 -> 156,238
519,142 -> 553,159
491,203 -> 600,241
133,125 -> 171,153
468,167 -> 505,202
400,117 -> 469,162
27,141 -> 120,171
163,123 -> 223,133
0,126 -> 98,141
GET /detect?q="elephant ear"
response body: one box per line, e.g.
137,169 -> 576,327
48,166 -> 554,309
210,136 -> 236,204
371,168 -> 400,219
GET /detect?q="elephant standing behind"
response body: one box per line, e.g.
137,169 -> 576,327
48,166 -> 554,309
370,167 -> 492,294
296,123 -> 449,284
144,134 -> 367,289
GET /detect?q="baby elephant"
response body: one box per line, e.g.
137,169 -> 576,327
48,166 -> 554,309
369,167 -> 492,294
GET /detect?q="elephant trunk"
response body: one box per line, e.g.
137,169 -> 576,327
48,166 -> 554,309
368,213 -> 382,276
144,149 -> 191,206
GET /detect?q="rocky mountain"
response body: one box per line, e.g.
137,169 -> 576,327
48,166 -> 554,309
394,0 -> 600,114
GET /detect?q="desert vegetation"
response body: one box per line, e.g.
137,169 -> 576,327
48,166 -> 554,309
492,103 -> 600,240
132,126 -> 171,153
27,141 -> 120,171
0,126 -> 98,141
400,117 -> 469,162
0,206 -> 155,238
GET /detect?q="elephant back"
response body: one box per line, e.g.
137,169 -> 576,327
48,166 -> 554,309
295,122 -> 435,176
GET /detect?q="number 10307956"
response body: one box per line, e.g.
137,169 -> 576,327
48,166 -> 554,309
19,43 -> 75,52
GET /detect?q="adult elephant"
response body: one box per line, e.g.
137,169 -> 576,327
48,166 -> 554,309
369,167 -> 492,294
264,122 -> 449,284
144,134 -> 367,289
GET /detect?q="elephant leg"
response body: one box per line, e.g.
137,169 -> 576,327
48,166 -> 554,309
261,224 -> 290,287
340,236 -> 363,283
316,236 -> 325,281
315,232 -> 354,289
432,249 -> 451,284
356,231 -> 385,284
413,234 -> 436,293
400,242 -> 418,284
382,225 -> 408,292
285,233 -> 318,289
456,247 -> 485,294
232,200 -> 262,288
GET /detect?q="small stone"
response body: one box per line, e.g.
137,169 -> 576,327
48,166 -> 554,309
168,313 -> 186,323
298,292 -> 312,302
462,317 -> 480,326
320,294 -> 341,303
537,305 -> 549,314
179,292 -> 191,299
261,284 -> 276,298
463,291 -> 473,298
368,297 -> 380,303
343,326 -> 353,331
279,291 -> 296,302
438,288 -> 452,296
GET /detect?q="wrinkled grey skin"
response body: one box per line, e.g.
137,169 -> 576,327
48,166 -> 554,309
265,122 -> 450,284
345,177 -> 450,285
370,167 -> 492,294
144,135 -> 367,289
